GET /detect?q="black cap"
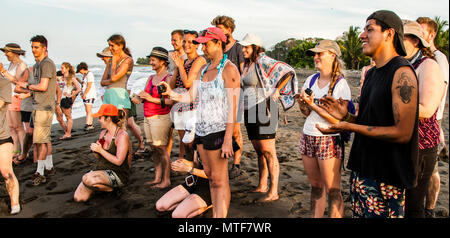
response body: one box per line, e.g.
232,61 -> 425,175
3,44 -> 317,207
146,47 -> 169,62
76,62 -> 88,73
367,10 -> 407,56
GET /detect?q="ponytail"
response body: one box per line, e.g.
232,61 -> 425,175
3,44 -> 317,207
108,34 -> 132,57
110,109 -> 127,128
420,46 -> 436,61
327,56 -> 345,96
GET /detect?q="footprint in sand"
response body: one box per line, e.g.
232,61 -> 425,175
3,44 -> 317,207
46,182 -> 58,191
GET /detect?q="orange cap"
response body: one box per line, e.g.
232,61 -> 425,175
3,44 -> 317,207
93,104 -> 119,117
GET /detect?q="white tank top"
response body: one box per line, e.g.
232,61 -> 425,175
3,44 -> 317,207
195,58 -> 230,137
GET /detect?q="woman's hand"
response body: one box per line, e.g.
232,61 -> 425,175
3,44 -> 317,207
158,81 -> 176,100
90,142 -> 103,153
171,159 -> 192,173
0,63 -> 4,72
300,90 -> 315,106
170,51 -> 184,68
221,139 -> 234,159
138,91 -> 151,101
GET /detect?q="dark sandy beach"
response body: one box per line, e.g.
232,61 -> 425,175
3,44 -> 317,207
1,70 -> 448,218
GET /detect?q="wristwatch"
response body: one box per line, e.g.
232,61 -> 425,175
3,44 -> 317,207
26,84 -> 31,90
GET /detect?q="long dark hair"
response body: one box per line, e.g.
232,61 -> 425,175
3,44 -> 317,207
106,109 -> 127,128
244,45 -> 266,66
108,34 -> 132,57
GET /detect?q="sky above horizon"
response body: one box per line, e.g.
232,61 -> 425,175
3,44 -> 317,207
1,0 -> 449,66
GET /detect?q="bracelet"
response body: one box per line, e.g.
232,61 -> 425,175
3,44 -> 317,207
342,112 -> 351,122
189,167 -> 194,174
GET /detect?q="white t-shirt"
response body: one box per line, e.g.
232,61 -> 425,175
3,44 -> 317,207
82,71 -> 97,99
302,74 -> 352,136
435,50 -> 449,120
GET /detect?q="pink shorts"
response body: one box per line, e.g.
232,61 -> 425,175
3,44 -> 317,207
299,134 -> 343,160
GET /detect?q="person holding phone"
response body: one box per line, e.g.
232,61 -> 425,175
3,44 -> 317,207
160,27 -> 240,218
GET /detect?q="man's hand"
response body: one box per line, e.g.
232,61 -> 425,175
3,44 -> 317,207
319,96 -> 348,120
17,81 -> 28,89
316,121 -> 349,134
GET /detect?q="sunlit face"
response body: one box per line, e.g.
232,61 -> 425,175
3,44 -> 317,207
31,42 -> 46,59
61,65 -> 68,75
216,24 -> 231,43
419,24 -> 435,44
313,51 -> 335,71
201,40 -> 221,59
108,41 -> 123,55
171,33 -> 183,51
360,19 -> 390,57
183,34 -> 198,54
242,45 -> 253,59
403,35 -> 420,59
149,56 -> 165,71
4,50 -> 15,62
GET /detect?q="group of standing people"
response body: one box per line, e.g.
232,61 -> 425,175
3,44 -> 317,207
0,11 -> 448,219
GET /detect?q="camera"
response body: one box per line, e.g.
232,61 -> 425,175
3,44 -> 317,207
157,84 -> 166,95
305,88 -> 313,96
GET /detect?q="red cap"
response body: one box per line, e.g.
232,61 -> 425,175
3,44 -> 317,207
193,27 -> 227,44
93,104 -> 119,117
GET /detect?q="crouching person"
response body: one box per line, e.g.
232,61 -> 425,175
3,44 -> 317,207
74,104 -> 131,202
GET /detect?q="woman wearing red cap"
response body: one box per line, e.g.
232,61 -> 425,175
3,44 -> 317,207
160,27 -> 241,218
74,104 -> 131,202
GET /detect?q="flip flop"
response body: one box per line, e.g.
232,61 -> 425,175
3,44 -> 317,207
60,135 -> 72,140
13,156 -> 27,165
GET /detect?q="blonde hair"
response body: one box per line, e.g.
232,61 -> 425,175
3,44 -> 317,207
62,62 -> 75,87
328,56 -> 345,96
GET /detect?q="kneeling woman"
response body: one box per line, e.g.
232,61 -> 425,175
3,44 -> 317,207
74,104 -> 131,202
156,154 -> 211,218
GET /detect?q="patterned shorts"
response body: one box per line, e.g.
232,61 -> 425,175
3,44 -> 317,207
350,171 -> 406,218
299,134 -> 343,160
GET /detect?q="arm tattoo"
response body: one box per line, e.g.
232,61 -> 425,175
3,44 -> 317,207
395,72 -> 415,104
367,126 -> 376,132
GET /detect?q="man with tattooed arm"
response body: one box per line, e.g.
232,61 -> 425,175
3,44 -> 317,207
317,10 -> 419,218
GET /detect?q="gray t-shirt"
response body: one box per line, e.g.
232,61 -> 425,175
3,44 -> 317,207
0,76 -> 11,140
225,41 -> 245,75
32,57 -> 57,111
21,67 -> 36,112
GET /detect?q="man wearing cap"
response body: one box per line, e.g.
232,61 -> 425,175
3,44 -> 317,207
402,19 -> 445,218
417,16 -> 450,218
318,10 -> 419,218
76,62 -> 97,131
211,15 -> 245,179
161,27 -> 241,218
16,35 -> 57,186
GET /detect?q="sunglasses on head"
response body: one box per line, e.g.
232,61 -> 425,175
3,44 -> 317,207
184,30 -> 198,35
199,29 -> 220,38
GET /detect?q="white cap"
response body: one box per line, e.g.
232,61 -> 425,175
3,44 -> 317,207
239,33 -> 263,47
182,117 -> 196,144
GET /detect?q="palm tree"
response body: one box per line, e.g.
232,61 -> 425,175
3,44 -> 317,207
337,26 -> 368,70
434,16 -> 449,59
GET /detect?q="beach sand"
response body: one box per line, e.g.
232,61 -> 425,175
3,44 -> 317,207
1,70 -> 448,218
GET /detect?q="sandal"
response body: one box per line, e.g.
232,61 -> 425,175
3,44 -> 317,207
60,135 -> 72,140
13,156 -> 27,165
135,148 -> 149,156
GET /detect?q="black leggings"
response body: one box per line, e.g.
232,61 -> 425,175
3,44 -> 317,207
405,146 -> 438,218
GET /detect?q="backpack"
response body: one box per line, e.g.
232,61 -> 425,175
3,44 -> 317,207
308,73 -> 356,162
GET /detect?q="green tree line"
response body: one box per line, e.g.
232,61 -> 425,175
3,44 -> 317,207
267,16 -> 449,70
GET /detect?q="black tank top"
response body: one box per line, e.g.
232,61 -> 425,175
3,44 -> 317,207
348,56 -> 419,189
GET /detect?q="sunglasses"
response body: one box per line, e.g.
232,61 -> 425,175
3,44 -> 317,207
199,30 -> 220,38
184,30 -> 198,35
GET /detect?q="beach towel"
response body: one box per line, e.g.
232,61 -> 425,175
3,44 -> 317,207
254,53 -> 298,111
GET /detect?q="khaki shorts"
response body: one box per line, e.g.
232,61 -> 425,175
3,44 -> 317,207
33,110 -> 53,144
144,113 -> 172,146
